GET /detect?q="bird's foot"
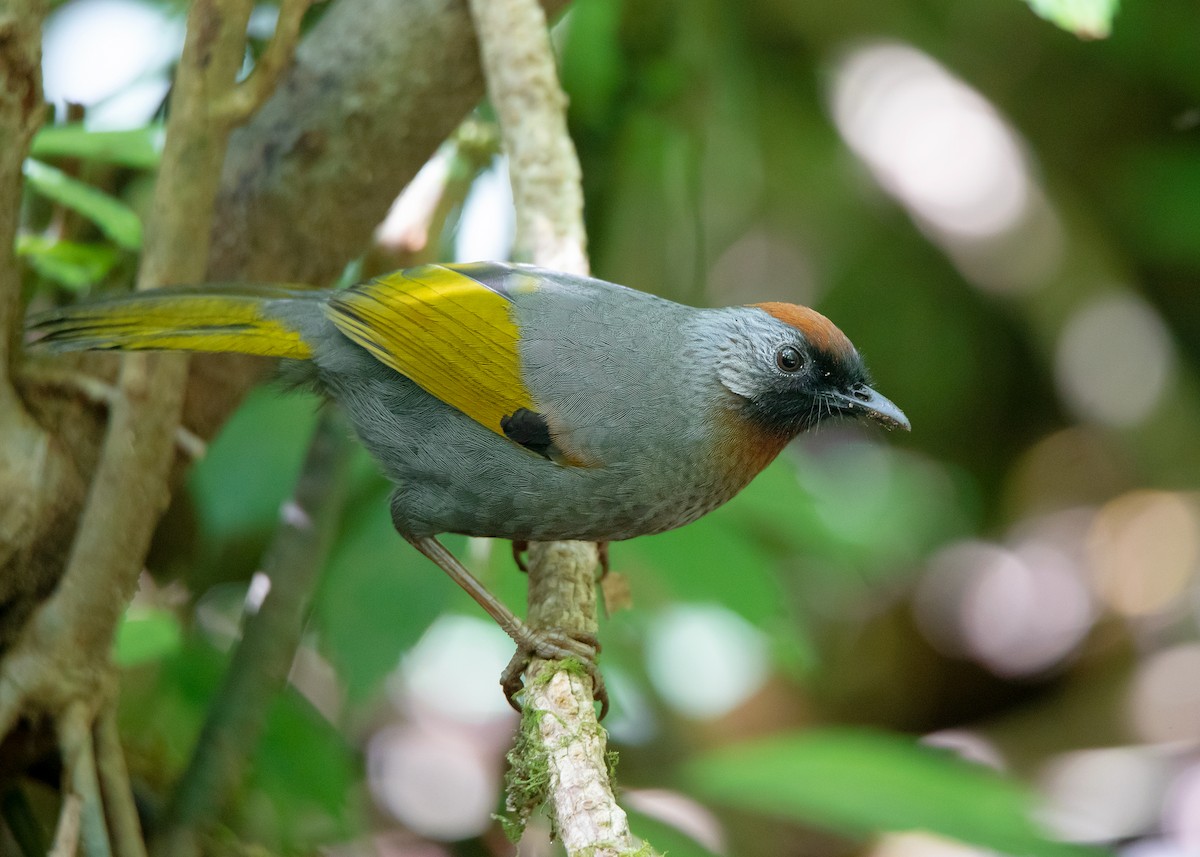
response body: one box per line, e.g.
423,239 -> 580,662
501,627 -> 608,720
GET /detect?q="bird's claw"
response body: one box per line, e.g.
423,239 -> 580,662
501,628 -> 608,720
512,540 -> 530,573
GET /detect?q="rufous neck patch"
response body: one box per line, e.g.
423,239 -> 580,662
752,302 -> 854,358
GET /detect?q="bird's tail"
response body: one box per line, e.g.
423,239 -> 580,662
27,286 -> 319,360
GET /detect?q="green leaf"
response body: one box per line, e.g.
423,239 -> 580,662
22,159 -> 143,249
244,689 -> 361,848
1022,0 -> 1119,38
31,123 -> 163,169
626,809 -> 723,857
16,235 -> 120,290
684,729 -> 1106,857
188,389 -> 323,548
114,607 -> 183,667
314,483 -> 454,700
561,0 -> 625,129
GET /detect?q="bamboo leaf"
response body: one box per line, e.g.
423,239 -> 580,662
31,123 -> 163,169
23,159 -> 143,250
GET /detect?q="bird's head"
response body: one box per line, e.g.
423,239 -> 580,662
712,302 -> 910,439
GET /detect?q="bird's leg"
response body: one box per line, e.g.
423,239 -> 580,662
406,535 -> 606,716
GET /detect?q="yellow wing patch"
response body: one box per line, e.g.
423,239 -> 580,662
327,265 -> 536,437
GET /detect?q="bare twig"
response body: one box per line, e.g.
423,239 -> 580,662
60,705 -> 112,857
19,367 -> 207,460
0,0 -> 276,738
49,794 -> 82,857
154,410 -> 352,857
466,0 -> 646,852
215,0 -> 313,126
37,0 -> 257,677
95,706 -> 149,857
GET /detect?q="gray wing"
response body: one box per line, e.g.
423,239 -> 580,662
471,264 -> 709,468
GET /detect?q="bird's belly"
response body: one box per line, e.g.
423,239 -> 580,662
392,447 -> 747,543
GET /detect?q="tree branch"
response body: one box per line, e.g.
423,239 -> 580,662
42,0 -> 256,670
60,703 -> 112,857
0,0 -> 45,406
48,794 -> 82,857
0,0 -> 304,852
180,0 -> 568,447
95,705 -> 149,857
468,0 -> 587,272
214,0 -> 313,126
465,0 -> 644,851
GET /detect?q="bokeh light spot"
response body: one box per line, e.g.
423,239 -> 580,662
869,831 -> 994,857
399,614 -> 517,724
1087,491 -> 1200,617
1055,293 -> 1175,428
367,726 -> 497,841
43,0 -> 182,125
1038,747 -> 1169,843
454,156 -> 516,262
916,539 -> 1092,677
1129,644 -> 1200,745
1164,761 -> 1200,850
831,42 -> 1030,239
645,603 -> 770,719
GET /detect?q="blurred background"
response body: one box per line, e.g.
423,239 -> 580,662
18,0 -> 1200,854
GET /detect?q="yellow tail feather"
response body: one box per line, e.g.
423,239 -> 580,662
28,289 -> 313,360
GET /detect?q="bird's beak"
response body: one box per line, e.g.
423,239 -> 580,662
830,384 -> 911,432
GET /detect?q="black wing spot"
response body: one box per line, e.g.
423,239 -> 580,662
501,408 -> 555,459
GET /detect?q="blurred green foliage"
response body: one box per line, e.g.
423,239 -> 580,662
685,730 -> 1103,857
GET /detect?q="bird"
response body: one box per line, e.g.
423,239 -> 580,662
28,261 -> 909,714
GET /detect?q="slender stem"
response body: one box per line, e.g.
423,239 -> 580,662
60,704 -> 113,857
154,410 -> 352,857
48,794 -> 82,857
48,0 -> 256,669
216,0 -> 313,125
96,704 -> 149,857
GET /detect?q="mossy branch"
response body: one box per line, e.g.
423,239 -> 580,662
466,0 -> 651,852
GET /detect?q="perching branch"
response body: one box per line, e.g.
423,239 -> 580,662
466,0 -> 645,852
153,409 -> 353,857
468,0 -> 587,273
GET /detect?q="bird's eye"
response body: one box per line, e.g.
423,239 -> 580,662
775,345 -> 804,373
